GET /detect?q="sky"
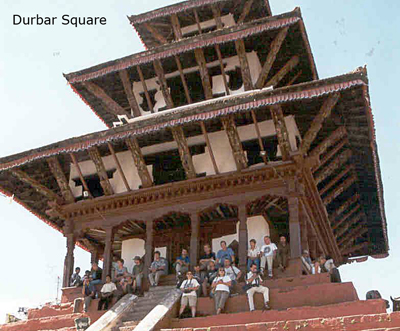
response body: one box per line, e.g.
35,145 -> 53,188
0,0 -> 399,323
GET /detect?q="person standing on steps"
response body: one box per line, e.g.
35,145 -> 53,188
131,256 -> 144,295
260,236 -> 277,278
245,263 -> 271,312
179,271 -> 200,318
211,268 -> 232,315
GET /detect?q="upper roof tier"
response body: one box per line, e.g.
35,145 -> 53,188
128,0 -> 272,49
65,9 -> 318,128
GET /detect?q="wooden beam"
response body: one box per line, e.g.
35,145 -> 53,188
319,165 -> 354,196
310,126 -> 347,159
119,69 -> 141,118
88,147 -> 114,196
193,9 -> 202,33
234,39 -> 253,91
211,4 -> 223,29
136,66 -> 154,113
270,105 -> 291,161
338,223 -> 368,247
250,110 -> 268,164
265,55 -> 299,88
221,115 -> 248,171
287,70 -> 303,86
314,149 -> 352,184
316,139 -> 348,171
143,22 -> 168,44
200,122 -> 219,174
70,153 -> 93,198
323,174 -> 357,205
107,142 -> 131,192
47,156 -> 75,204
126,137 -> 153,188
171,126 -> 197,179
215,45 -> 230,95
153,60 -> 174,108
238,0 -> 254,24
330,194 -> 360,223
82,81 -> 129,117
11,169 -> 61,202
175,55 -> 192,104
170,14 -> 183,40
194,49 -> 213,100
300,93 -> 340,155
333,205 -> 361,231
341,242 -> 368,255
255,27 -> 289,89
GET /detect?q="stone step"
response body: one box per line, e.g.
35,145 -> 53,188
148,285 -> 176,292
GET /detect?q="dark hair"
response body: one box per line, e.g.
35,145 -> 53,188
154,251 -> 161,256
106,274 -> 111,278
117,259 -> 124,264
250,263 -> 258,268
250,239 -> 256,244
220,241 -> 226,245
264,235 -> 270,239
75,267 -> 80,271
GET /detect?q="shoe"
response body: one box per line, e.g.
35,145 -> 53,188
263,302 -> 271,311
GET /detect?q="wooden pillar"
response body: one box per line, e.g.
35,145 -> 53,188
190,213 -> 200,268
238,205 -> 248,269
102,227 -> 114,281
300,216 -> 309,254
144,219 -> 154,275
288,197 -> 301,258
63,232 -> 75,288
90,248 -> 99,265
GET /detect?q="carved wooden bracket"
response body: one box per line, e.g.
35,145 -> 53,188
47,156 -> 75,204
171,126 -> 197,179
126,137 -> 153,188
88,147 -> 114,196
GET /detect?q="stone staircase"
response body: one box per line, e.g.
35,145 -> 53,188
117,285 -> 177,331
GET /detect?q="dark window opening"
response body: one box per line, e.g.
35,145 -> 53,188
242,137 -> 279,166
152,153 -> 186,185
72,170 -> 115,199
139,89 -> 157,113
227,67 -> 243,91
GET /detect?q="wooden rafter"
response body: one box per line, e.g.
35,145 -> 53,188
238,0 -> 254,24
338,223 -> 368,247
143,22 -> 167,44
310,126 -> 347,159
316,139 -> 348,171
126,137 -> 153,188
333,205 -> 362,231
107,142 -> 131,192
136,66 -> 154,113
342,242 -> 368,255
255,27 -> 289,89
175,55 -> 192,104
323,174 -> 357,205
171,126 -> 197,179
319,165 -> 354,196
215,45 -> 230,95
300,93 -> 340,155
70,153 -> 93,198
11,168 -> 61,202
171,14 -> 183,40
250,110 -> 268,164
119,69 -> 141,118
221,115 -> 248,171
330,194 -> 360,223
153,60 -> 174,108
82,81 -> 129,117
47,156 -> 75,204
88,147 -> 114,196
235,39 -> 253,91
335,212 -> 363,239
270,105 -> 291,161
287,70 -> 303,86
211,4 -> 223,29
265,55 -> 299,88
193,9 -> 202,33
194,49 -> 213,100
200,122 -> 219,174
314,149 -> 352,184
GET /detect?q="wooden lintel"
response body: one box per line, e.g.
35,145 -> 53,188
265,55 -> 299,88
11,169 -> 61,202
238,0 -> 254,24
143,22 -> 167,44
333,204 -> 361,231
47,156 -> 75,204
171,126 -> 197,179
200,122 -> 219,174
221,115 -> 248,171
338,223 -> 368,248
330,194 -> 360,223
270,105 -> 291,161
170,14 -> 183,40
335,212 -> 363,239
319,165 -> 354,196
255,27 -> 289,89
136,66 -> 154,113
211,4 -> 223,29
314,149 -> 352,184
310,126 -> 347,159
215,45 -> 230,95
88,147 -> 114,196
126,137 -> 153,188
323,174 -> 357,205
119,69 -> 141,118
250,110 -> 268,164
300,93 -> 340,155
70,153 -> 93,198
82,81 -> 129,117
234,39 -> 253,91
153,60 -> 174,108
341,242 -> 368,255
107,142 -> 131,192
194,48 -> 213,100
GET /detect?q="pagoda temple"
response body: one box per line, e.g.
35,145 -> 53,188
0,0 -> 393,330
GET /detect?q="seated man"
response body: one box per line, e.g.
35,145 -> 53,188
199,244 -> 216,271
90,262 -> 103,285
204,260 -> 218,295
260,236 -> 277,278
148,251 -> 167,287
70,267 -> 82,287
276,236 -> 290,272
113,258 -> 128,283
179,271 -> 200,318
301,250 -> 313,273
97,275 -> 117,311
193,265 -> 207,297
174,249 -> 190,279
82,276 -> 96,312
118,276 -> 134,300
247,239 -> 260,271
245,263 -> 271,311
319,256 -> 341,283
216,241 -> 235,267
224,259 -> 242,289
131,256 -> 144,295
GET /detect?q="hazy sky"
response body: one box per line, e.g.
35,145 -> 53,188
0,0 -> 399,322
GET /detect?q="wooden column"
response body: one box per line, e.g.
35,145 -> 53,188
190,213 -> 200,268
62,220 -> 75,288
153,60 -> 174,108
221,115 -> 247,171
171,126 -> 196,179
144,219 -> 154,275
234,39 -> 253,91
300,209 -> 309,253
194,49 -> 213,100
270,105 -> 291,161
102,227 -> 114,281
288,197 -> 301,258
90,248 -> 99,265
238,205 -> 248,269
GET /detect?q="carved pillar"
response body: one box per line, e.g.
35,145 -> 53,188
144,219 -> 154,275
171,126 -> 196,179
238,205 -> 248,269
288,197 -> 301,258
62,220 -> 75,288
221,115 -> 247,171
190,213 -> 200,268
102,227 -> 114,282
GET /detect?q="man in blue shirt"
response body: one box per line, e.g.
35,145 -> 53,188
82,276 -> 96,312
174,248 -> 190,281
216,241 -> 235,267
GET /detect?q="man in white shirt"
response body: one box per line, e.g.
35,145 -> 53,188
260,236 -> 277,277
246,263 -> 271,311
223,259 -> 242,286
179,271 -> 200,318
97,275 -> 117,311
